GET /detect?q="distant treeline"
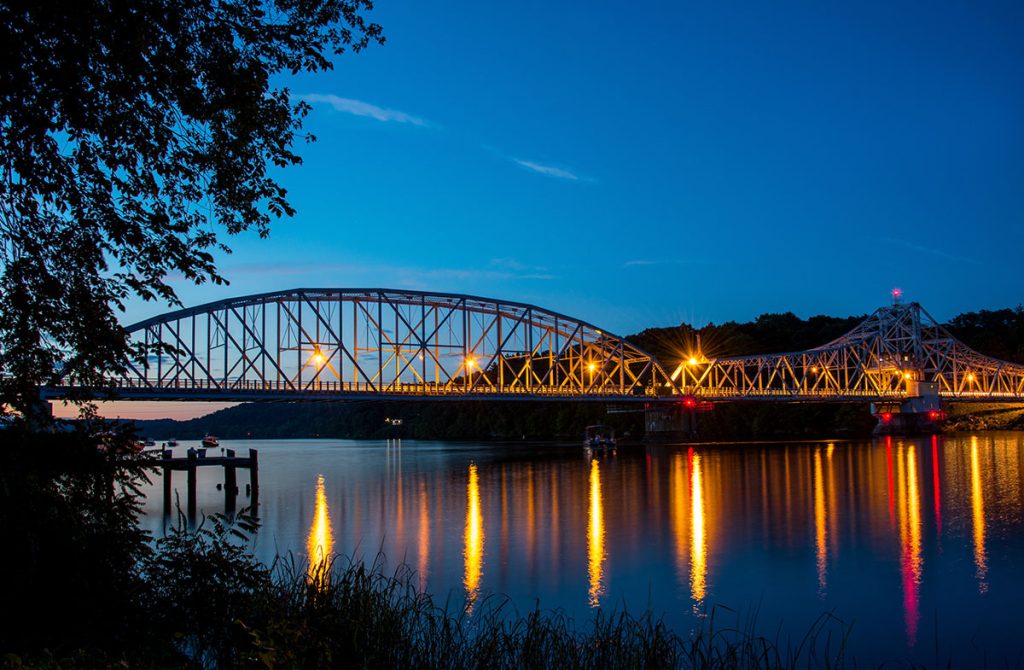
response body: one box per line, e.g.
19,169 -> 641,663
133,305 -> 1024,442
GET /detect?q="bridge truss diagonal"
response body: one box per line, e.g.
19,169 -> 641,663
673,302 -> 1024,402
68,288 -> 677,401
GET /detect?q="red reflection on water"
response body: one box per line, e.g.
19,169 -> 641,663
931,435 -> 942,536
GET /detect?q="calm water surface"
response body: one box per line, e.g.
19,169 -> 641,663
141,433 -> 1024,666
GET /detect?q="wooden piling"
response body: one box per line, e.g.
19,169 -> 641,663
224,448 -> 237,514
249,448 -> 260,513
186,448 -> 197,524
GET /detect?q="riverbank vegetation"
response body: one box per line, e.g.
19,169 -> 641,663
0,426 -> 850,669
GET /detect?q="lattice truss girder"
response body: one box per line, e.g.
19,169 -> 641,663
680,303 -> 1024,400
112,289 -> 674,397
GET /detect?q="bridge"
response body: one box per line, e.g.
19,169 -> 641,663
47,289 -> 1024,432
53,288 -> 676,402
675,300 -> 1024,403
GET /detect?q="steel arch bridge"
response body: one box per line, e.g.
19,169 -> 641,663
673,301 -> 1024,403
66,288 -> 677,401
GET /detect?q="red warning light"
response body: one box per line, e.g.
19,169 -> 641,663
683,396 -> 697,408
891,287 -> 903,305
881,412 -> 892,422
928,410 -> 942,421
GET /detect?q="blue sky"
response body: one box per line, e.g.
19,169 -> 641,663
144,0 -> 1023,337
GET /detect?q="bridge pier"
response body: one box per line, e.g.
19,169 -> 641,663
871,381 -> 944,436
645,404 -> 698,441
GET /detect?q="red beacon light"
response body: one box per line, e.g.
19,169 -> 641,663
682,396 -> 697,408
891,287 -> 903,305
881,412 -> 893,423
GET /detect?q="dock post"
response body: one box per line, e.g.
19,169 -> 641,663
224,449 -> 237,514
162,449 -> 173,516
162,467 -> 172,516
248,448 -> 260,515
186,448 -> 197,524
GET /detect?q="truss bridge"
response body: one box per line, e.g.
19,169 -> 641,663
56,288 -> 675,402
673,301 -> 1024,403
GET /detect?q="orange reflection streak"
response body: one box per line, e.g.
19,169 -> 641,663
670,453 -> 688,587
587,458 -> 606,607
307,474 -> 334,583
931,436 -> 942,536
898,444 -> 923,646
813,449 -> 827,595
827,444 -> 840,563
464,463 -> 484,607
418,480 -> 429,591
886,436 -> 896,527
690,450 -> 707,607
970,437 -> 988,593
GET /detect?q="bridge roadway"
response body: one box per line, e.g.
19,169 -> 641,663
46,289 -> 1024,406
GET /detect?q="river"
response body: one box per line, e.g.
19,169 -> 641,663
140,432 -> 1024,667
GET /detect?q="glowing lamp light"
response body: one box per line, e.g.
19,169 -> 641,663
465,357 -> 476,369
903,371 -> 912,380
966,373 -> 975,382
882,412 -> 892,423
810,366 -> 818,373
312,350 -> 325,366
683,396 -> 697,408
688,356 -> 699,366
928,410 -> 940,421
588,363 -> 596,372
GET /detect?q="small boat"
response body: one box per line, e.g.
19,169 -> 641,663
167,439 -> 179,446
143,439 -> 156,447
584,424 -> 616,450
202,435 -> 220,448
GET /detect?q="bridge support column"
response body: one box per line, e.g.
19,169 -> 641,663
872,381 -> 945,436
645,404 -> 698,441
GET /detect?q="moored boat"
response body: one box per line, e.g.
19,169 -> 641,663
201,435 -> 219,448
584,424 -> 616,450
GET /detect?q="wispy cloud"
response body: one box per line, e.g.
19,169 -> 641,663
621,259 -> 709,269
513,159 -> 580,181
297,93 -> 428,126
221,260 -> 557,283
880,238 -> 980,265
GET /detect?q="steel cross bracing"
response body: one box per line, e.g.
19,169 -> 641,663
674,302 -> 1024,402
64,289 -> 676,401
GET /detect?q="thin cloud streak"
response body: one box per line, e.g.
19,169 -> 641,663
880,238 -> 980,265
513,159 -> 580,180
219,260 -> 557,284
298,93 -> 428,126
622,259 -> 710,269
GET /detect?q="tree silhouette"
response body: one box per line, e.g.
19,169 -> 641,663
0,0 -> 382,415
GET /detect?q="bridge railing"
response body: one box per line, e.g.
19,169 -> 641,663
65,377 -> 665,399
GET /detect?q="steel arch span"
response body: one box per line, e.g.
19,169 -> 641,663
674,302 -> 1024,402
66,288 -> 677,401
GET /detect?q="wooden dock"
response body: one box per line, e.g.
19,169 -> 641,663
161,447 -> 259,520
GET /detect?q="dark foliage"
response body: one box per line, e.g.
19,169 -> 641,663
626,312 -> 866,366
0,0 -> 383,414
135,399 -> 647,442
0,423 -> 165,664
945,306 -> 1024,364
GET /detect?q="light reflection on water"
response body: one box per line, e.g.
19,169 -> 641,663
586,458 -> 605,607
142,433 -> 1024,665
306,474 -> 332,581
